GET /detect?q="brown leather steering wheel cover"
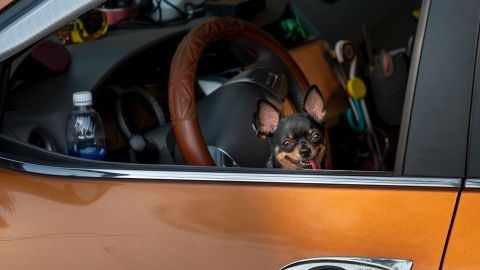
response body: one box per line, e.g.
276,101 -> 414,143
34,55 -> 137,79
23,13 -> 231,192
169,17 -> 310,166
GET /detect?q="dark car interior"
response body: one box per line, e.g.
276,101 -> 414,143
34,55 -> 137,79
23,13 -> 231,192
1,0 -> 422,172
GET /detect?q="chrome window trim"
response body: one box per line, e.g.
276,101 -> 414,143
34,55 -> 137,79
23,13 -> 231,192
0,155 -> 461,188
280,257 -> 412,270
394,0 -> 431,175
465,179 -> 480,189
0,0 -> 105,62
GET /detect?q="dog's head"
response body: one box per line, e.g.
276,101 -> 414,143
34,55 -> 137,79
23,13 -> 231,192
255,85 -> 327,169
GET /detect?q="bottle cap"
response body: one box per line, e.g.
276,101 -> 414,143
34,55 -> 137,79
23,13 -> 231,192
73,91 -> 92,106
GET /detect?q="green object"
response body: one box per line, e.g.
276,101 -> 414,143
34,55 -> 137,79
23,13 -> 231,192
280,16 -> 308,41
347,100 -> 366,133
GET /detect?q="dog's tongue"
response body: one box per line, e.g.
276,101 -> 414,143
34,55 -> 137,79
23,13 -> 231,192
301,159 -> 320,170
311,159 -> 320,170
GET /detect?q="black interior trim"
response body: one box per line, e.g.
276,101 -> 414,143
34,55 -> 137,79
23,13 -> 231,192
0,60 -> 10,132
403,0 -> 480,177
394,0 -> 431,176
467,25 -> 480,178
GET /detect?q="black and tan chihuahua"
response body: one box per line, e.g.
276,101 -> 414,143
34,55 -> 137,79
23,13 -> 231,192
255,85 -> 327,169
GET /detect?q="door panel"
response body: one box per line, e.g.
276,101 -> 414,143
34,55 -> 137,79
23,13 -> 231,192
442,185 -> 480,270
445,23 -> 480,270
0,170 -> 458,270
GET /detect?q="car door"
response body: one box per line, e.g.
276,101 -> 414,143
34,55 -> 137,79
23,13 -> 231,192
442,18 -> 480,270
0,0 -> 476,270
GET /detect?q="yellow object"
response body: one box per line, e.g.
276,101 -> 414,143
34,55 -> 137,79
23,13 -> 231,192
328,49 -> 337,59
57,9 -> 108,44
412,9 -> 420,20
347,77 -> 367,99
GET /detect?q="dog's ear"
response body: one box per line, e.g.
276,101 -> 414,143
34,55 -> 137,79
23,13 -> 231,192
304,84 -> 326,123
254,99 -> 280,139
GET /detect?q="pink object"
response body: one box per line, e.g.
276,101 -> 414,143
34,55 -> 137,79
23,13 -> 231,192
100,5 -> 138,26
29,41 -> 70,73
381,51 -> 394,77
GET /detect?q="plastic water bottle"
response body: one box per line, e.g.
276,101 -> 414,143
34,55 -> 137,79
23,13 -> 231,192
66,91 -> 106,160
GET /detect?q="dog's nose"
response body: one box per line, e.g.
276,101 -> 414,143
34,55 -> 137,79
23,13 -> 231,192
300,147 -> 311,158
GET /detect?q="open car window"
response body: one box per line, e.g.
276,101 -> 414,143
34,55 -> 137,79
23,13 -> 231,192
0,0 -> 460,180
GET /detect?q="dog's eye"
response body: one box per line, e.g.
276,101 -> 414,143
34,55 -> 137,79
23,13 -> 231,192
311,133 -> 321,143
281,139 -> 293,148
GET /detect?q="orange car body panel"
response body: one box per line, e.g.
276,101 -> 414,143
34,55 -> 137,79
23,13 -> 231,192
0,170 -> 457,269
442,189 -> 480,270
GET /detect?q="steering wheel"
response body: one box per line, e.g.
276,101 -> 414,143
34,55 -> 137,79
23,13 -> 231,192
168,17 -> 311,166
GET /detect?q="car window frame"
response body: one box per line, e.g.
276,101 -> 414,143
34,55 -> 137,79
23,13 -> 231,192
0,0 -> 466,189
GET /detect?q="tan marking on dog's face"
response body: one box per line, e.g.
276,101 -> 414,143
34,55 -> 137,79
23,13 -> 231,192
275,151 -> 300,169
275,138 -> 326,169
275,147 -> 308,169
290,147 -> 302,160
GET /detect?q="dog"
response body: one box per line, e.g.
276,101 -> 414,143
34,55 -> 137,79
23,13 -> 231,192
255,85 -> 327,169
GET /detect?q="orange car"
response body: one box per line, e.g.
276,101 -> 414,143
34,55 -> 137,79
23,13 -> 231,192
0,0 -> 479,269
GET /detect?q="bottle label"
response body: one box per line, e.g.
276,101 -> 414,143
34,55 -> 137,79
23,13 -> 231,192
68,140 -> 106,160
66,110 -> 106,161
